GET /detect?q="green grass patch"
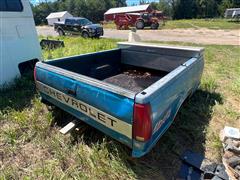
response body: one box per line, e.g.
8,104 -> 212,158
162,19 -> 240,30
42,37 -> 119,60
104,19 -> 240,30
0,37 -> 239,179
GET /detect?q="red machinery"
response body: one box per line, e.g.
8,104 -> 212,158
114,11 -> 165,30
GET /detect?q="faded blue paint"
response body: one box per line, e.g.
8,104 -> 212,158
36,45 -> 204,158
36,67 -> 77,94
37,67 -> 134,147
75,81 -> 134,124
37,67 -> 134,124
132,57 -> 204,157
40,92 -> 133,147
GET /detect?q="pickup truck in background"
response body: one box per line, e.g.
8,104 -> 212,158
54,17 -> 104,38
35,42 -> 204,157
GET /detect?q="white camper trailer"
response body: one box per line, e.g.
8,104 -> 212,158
0,0 -> 42,86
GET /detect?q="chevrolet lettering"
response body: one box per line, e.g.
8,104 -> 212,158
35,42 -> 204,157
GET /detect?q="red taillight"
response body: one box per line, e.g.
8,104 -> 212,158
34,65 -> 37,82
133,103 -> 152,142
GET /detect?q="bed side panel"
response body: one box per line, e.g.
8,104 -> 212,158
132,56 -> 204,157
46,49 -> 121,77
118,42 -> 204,72
121,50 -> 187,72
36,66 -> 134,147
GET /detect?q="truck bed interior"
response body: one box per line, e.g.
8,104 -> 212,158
103,65 -> 166,92
46,45 -> 194,93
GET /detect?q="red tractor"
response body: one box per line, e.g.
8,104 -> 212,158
114,11 -> 165,30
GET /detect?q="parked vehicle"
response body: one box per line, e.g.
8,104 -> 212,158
114,11 -> 165,30
35,42 -> 204,157
54,17 -> 104,38
0,0 -> 42,86
224,8 -> 240,20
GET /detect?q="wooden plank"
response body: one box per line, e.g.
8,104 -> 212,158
60,121 -> 77,135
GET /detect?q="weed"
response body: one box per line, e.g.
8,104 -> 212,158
41,37 -> 118,60
0,38 -> 239,179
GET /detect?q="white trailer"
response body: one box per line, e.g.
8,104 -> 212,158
224,8 -> 240,19
0,0 -> 42,86
46,11 -> 73,26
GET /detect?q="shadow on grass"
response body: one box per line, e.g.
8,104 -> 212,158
227,20 -> 240,23
0,72 -> 223,179
129,89 -> 223,179
50,88 -> 222,179
0,76 -> 36,112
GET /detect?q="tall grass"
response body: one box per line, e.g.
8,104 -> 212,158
0,38 -> 239,179
42,37 -> 118,60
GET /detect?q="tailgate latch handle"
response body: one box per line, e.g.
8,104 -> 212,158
65,89 -> 76,96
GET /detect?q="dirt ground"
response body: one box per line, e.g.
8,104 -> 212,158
37,26 -> 240,45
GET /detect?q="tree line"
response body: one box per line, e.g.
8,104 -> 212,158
150,0 -> 240,19
32,0 -> 240,25
32,0 -> 127,25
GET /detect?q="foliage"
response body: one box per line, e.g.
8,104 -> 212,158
32,3 -> 53,25
150,0 -> 240,19
41,36 -> 118,59
32,0 -> 240,25
32,0 -> 127,25
0,37 -> 239,178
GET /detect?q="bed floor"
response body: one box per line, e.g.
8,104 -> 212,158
103,69 -> 166,93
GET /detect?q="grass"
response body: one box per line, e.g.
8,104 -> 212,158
42,36 -> 118,59
103,18 -> 240,30
103,22 -> 117,29
0,36 -> 239,179
162,18 -> 240,30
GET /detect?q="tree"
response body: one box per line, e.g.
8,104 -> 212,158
157,0 -> 173,17
114,0 -> 127,7
32,2 -> 53,25
172,0 -> 198,19
32,0 -> 240,24
139,0 -> 148,5
218,0 -> 239,16
32,0 -> 127,25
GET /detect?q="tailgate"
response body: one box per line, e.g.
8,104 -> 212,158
35,63 -> 134,147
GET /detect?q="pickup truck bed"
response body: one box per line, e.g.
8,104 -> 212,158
35,42 -> 204,157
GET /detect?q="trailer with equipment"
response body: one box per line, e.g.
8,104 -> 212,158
114,11 -> 165,30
